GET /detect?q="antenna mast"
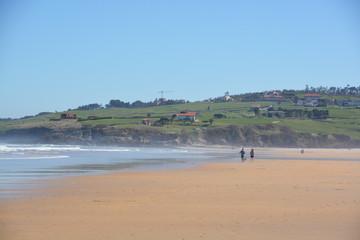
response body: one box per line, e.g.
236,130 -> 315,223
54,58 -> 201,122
158,90 -> 174,98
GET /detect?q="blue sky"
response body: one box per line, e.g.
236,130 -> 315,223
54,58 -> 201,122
0,0 -> 359,118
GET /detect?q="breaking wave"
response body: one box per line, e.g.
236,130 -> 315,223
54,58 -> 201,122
0,155 -> 70,160
0,144 -> 202,160
0,144 -> 132,154
0,144 -> 196,154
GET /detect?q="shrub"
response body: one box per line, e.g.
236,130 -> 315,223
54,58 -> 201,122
214,114 -> 227,119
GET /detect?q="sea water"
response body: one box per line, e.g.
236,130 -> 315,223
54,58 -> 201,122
2,144 -> 357,198
0,143 -> 235,198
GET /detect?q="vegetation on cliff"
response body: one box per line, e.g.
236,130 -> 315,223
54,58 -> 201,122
1,88 -> 360,148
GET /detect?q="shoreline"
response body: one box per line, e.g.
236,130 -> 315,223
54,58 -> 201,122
1,149 -> 360,240
1,146 -> 360,199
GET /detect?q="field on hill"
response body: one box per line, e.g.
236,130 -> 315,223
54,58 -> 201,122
1,99 -> 360,140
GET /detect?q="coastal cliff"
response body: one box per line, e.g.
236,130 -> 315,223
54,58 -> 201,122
1,124 -> 359,148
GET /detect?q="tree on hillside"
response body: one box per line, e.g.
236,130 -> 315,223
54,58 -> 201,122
106,99 -> 130,108
300,85 -> 360,96
231,92 -> 264,102
75,103 -> 102,111
170,114 -> 177,123
131,100 -> 146,108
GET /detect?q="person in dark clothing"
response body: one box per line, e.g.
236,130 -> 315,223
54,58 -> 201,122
239,148 -> 246,162
250,149 -> 254,162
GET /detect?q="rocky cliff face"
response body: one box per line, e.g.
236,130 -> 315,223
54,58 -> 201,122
1,124 -> 359,148
201,124 -> 360,148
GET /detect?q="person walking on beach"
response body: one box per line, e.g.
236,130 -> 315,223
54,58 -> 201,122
250,149 -> 254,162
239,148 -> 246,162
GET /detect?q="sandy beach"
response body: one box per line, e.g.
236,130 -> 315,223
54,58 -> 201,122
1,148 -> 360,240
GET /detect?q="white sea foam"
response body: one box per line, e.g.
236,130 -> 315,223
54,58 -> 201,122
83,147 -> 132,152
0,144 -> 81,153
0,144 -> 134,153
0,144 -> 202,155
0,155 -> 70,160
0,144 -> 210,164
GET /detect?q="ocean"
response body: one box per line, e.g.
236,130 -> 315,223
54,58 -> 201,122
0,143 -> 236,198
2,143 -> 358,198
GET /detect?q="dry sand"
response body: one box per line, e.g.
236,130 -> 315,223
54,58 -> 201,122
1,148 -> 360,240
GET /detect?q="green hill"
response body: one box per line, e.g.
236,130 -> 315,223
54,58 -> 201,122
1,98 -> 360,148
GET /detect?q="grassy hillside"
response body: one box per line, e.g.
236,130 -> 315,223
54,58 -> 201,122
1,99 -> 360,139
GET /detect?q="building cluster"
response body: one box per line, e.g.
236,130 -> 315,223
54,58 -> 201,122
207,92 -> 234,103
140,109 -> 197,126
262,91 -> 285,102
262,91 -> 360,108
296,94 -> 323,107
337,99 -> 360,107
56,91 -> 360,125
296,94 -> 360,107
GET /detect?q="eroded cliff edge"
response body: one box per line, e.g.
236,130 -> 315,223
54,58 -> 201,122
1,124 -> 359,148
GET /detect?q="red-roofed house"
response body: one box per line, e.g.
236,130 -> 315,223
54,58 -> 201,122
263,91 -> 285,102
303,94 -> 322,107
61,113 -> 77,119
142,119 -> 152,126
250,104 -> 261,111
178,110 -> 196,122
304,94 -> 321,101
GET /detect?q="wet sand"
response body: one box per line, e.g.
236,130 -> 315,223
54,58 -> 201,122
1,148 -> 360,240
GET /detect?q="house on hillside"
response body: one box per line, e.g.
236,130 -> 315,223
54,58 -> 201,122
141,119 -> 152,126
296,94 -> 323,107
154,98 -> 167,105
304,94 -> 321,101
303,94 -> 322,107
178,109 -> 196,122
263,91 -> 285,102
216,91 -> 233,102
304,101 -> 317,107
61,113 -> 77,119
220,95 -> 233,102
250,104 -> 261,111
328,99 -> 336,105
296,100 -> 304,106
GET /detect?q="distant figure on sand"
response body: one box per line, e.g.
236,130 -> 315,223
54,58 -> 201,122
239,148 -> 246,162
250,149 -> 254,162
301,149 -> 304,154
